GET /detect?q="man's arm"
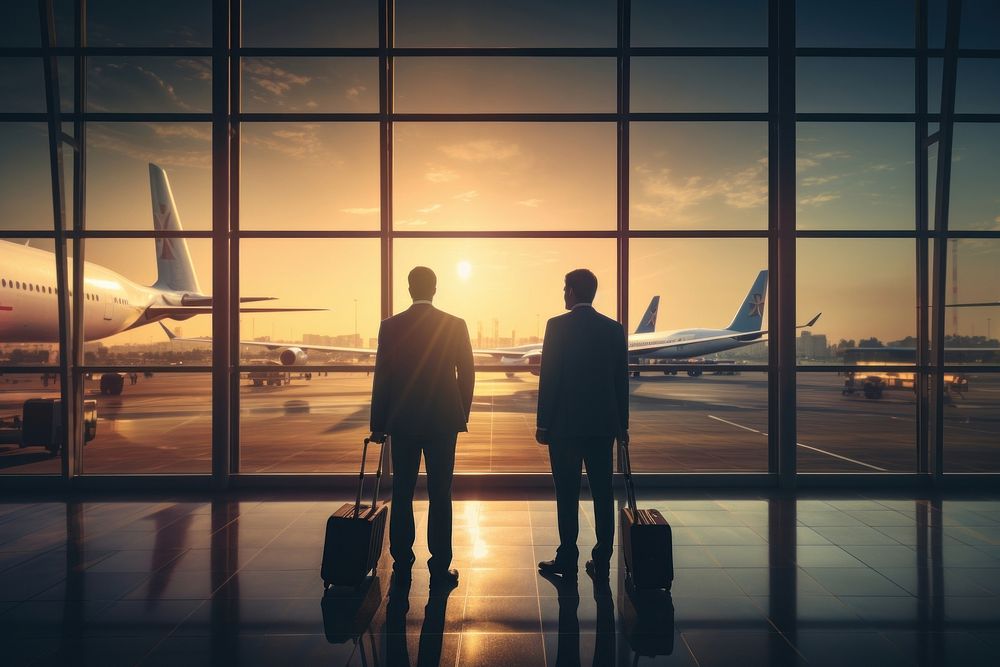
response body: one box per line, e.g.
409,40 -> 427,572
456,318 -> 475,423
369,320 -> 390,438
614,322 -> 629,439
536,318 -> 562,443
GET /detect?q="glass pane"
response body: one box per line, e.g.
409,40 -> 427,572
394,58 -> 616,114
0,3 -> 40,47
631,58 -> 768,113
944,373 -> 1000,472
798,372 -> 915,473
944,239 -> 1000,363
87,0 -> 211,47
395,0 -> 616,47
0,123 -> 54,232
82,371 -> 211,473
393,123 -> 615,231
240,123 -> 379,231
87,57 -> 212,113
242,0 -> 377,48
797,239 -> 915,364
956,60 -> 1000,114
630,122 -> 768,230
1,238 -> 59,368
796,123 -> 914,231
797,58 -> 913,114
86,123 -> 212,231
797,0 -> 914,48
949,124 -> 1000,231
960,0 -> 1000,49
241,58 -> 378,113
238,238 -> 380,473
0,374 -> 62,474
0,58 -> 46,112
631,372 -> 769,473
80,238 -> 212,358
632,0 -> 767,47
393,238 -> 616,473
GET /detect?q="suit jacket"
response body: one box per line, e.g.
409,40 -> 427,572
370,303 -> 475,438
536,305 -> 629,440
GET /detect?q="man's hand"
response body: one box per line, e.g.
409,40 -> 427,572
535,428 -> 550,445
369,431 -> 387,444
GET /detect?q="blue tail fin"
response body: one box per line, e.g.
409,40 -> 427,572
149,163 -> 202,294
634,296 -> 660,334
726,270 -> 768,332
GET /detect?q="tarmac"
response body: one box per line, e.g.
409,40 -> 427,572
1,370 -> 997,475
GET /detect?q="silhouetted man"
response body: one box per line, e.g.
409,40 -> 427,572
536,268 -> 628,580
370,266 -> 474,590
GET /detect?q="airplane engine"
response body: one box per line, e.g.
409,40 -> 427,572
278,347 -> 307,366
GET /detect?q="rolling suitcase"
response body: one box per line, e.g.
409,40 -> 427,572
619,437 -> 673,591
321,437 -> 388,589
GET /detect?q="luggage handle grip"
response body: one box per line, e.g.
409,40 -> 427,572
619,436 -> 638,515
355,436 -> 388,518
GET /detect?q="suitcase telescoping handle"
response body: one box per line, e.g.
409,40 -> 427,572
355,437 -> 387,518
619,436 -> 638,515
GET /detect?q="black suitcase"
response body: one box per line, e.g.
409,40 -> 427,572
321,437 -> 388,589
618,437 -> 673,591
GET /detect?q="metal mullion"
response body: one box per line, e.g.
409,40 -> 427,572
392,230 -> 618,239
795,48 -> 918,57
236,47 -> 380,57
70,230 -> 215,238
795,230 -> 920,238
916,0 -> 931,476
617,0 -> 629,328
229,0 -> 241,476
391,113 -> 618,122
238,113 -> 381,122
82,113 -> 213,122
628,229 -> 770,238
797,365 -> 930,374
941,365 -> 1000,373
628,47 -> 769,57
629,113 -> 772,121
0,230 -> 56,238
38,0 -> 75,483
796,113 -> 919,122
379,0 -> 392,320
389,47 -> 619,57
235,230 -> 382,238
69,0 -> 87,479
81,365 -> 213,374
0,113 -> 49,121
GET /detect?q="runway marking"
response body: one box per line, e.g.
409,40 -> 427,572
707,414 -> 888,472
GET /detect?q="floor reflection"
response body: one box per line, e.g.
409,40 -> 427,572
0,495 -> 999,665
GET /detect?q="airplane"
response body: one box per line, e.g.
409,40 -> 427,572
0,163 -> 321,350
477,270 -> 821,375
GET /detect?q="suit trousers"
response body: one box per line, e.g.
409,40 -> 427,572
548,436 -> 615,565
390,433 -> 458,574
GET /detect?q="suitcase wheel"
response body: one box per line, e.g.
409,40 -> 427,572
323,581 -> 332,591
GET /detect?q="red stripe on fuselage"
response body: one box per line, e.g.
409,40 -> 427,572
0,305 -> 13,311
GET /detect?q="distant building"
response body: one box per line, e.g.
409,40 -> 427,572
368,337 -> 378,349
797,331 -> 829,359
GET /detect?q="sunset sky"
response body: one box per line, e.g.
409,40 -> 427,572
1,0 -> 999,351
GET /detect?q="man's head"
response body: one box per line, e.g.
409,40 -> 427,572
563,268 -> 598,309
408,266 -> 437,301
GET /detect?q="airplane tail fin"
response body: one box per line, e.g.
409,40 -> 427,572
149,163 -> 202,294
727,269 -> 768,332
634,296 -> 660,334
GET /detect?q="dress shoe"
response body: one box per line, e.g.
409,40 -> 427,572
538,559 -> 577,576
429,568 -> 459,590
585,559 -> 610,579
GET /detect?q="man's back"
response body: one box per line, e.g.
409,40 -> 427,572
537,306 -> 628,439
370,304 -> 474,437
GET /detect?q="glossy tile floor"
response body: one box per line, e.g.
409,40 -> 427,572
1,494 -> 1000,666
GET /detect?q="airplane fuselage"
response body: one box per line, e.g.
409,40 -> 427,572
628,327 -> 763,359
0,240 -> 176,343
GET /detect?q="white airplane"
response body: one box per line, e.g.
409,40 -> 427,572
0,163 -> 321,346
477,270 -> 821,371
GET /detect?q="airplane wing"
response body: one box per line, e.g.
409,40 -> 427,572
945,301 -> 1000,308
146,305 -> 326,318
159,322 -> 376,356
628,312 -> 822,355
179,296 -> 278,306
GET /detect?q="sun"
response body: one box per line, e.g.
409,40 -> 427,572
456,260 -> 472,281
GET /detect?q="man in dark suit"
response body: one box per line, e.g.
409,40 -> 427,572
370,266 -> 475,589
536,268 -> 629,580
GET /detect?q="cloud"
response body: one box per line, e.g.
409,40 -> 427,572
452,190 -> 479,202
177,58 -> 212,81
398,218 -> 429,226
243,60 -> 311,98
425,166 -> 459,183
243,124 -> 326,161
439,139 -> 520,162
341,207 -> 379,215
801,174 -> 840,186
148,124 -> 212,142
799,193 -> 840,206
345,85 -> 366,101
91,61 -> 202,112
516,198 -> 543,208
633,159 -> 768,218
417,204 -> 442,214
87,125 -> 210,168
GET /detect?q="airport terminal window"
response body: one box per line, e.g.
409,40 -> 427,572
241,0 -> 377,48
631,58 -> 769,113
86,0 -> 211,47
796,0 -> 914,48
393,123 -> 616,232
0,124 -> 53,231
943,239 -> 1000,364
394,58 -> 617,114
630,122 -> 768,231
241,58 -> 379,114
943,373 -> 1000,473
0,373 -> 63,475
631,0 -> 767,47
948,125 -> 1000,231
0,58 -> 46,113
796,58 -> 914,114
240,123 -> 380,231
86,57 -> 212,114
796,123 -> 914,231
